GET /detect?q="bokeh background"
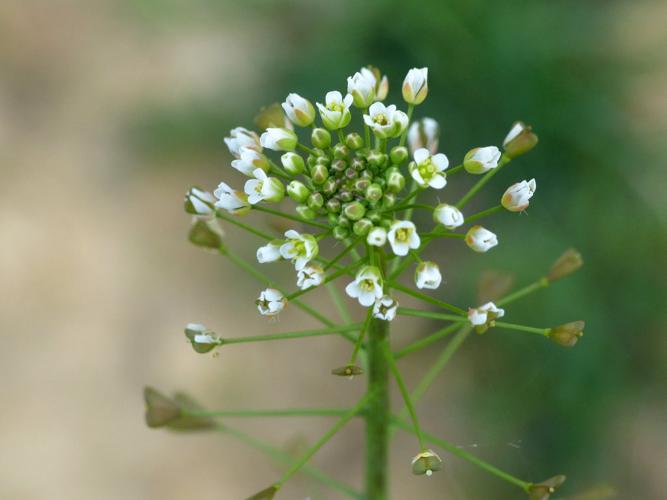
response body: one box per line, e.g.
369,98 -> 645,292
1,0 -> 665,499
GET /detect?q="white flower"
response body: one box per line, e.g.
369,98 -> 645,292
296,264 -> 325,290
260,127 -> 298,151
213,181 -> 250,215
185,187 -> 215,216
363,102 -> 409,139
256,288 -> 286,316
407,117 -> 439,154
282,93 -> 315,127
280,230 -> 319,271
256,240 -> 283,263
409,148 -> 448,189
468,302 -> 505,326
502,179 -> 536,212
402,67 -> 428,105
231,147 -> 269,176
360,66 -> 389,101
345,265 -> 384,307
193,333 -> 217,345
347,71 -> 376,108
367,226 -> 387,247
387,220 -> 420,256
316,91 -> 353,130
224,127 -> 261,157
415,261 -> 442,290
465,225 -> 498,253
244,169 -> 285,205
373,295 -> 398,321
464,146 -> 502,174
433,204 -> 464,229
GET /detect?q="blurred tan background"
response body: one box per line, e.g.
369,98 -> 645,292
1,0 -> 666,499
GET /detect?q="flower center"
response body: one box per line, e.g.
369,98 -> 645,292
395,228 -> 411,242
373,113 -> 388,125
418,159 -> 436,179
327,102 -> 344,112
360,279 -> 376,292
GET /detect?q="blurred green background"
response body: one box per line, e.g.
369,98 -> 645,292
1,0 -> 665,499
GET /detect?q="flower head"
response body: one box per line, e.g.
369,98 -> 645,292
409,148 -> 448,189
402,67 -> 428,105
373,295 -> 399,321
256,288 -> 286,316
433,203 -> 464,229
280,230 -> 319,271
465,225 -> 498,252
464,146 -> 502,174
224,127 -> 261,157
347,71 -> 376,108
213,181 -> 251,215
184,187 -> 216,216
256,240 -> 283,263
388,220 -> 420,256
260,127 -> 298,151
282,93 -> 316,127
316,91 -> 353,130
468,302 -> 505,333
345,265 -> 383,307
502,179 -> 536,212
411,449 -> 442,476
363,102 -> 408,139
231,147 -> 269,176
244,168 -> 285,205
415,261 -> 442,290
407,117 -> 439,154
297,264 -> 325,290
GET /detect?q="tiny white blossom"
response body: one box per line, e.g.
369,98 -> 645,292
280,230 -> 319,271
282,93 -> 315,127
502,179 -> 536,212
296,264 -> 325,290
433,203 -> 464,229
464,146 -> 502,174
185,188 -> 215,216
465,225 -> 498,253
468,302 -> 505,326
360,67 -> 389,101
345,265 -> 384,307
224,127 -> 261,157
407,117 -> 439,154
231,147 -> 269,176
387,220 -> 420,256
367,226 -> 388,247
316,91 -> 353,130
213,181 -> 250,215
415,261 -> 442,290
373,295 -> 398,321
347,71 -> 376,108
256,240 -> 283,263
260,127 -> 298,151
402,67 -> 428,105
409,148 -> 448,189
256,288 -> 286,316
363,102 -> 409,139
244,168 -> 285,205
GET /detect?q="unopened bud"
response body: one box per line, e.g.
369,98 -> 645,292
246,485 -> 279,500
354,179 -> 371,193
346,132 -> 364,150
287,180 -> 311,203
353,218 -> 373,236
381,193 -> 396,209
385,168 -> 406,193
503,121 -> 538,159
343,201 -> 366,221
528,475 -> 567,500
295,205 -> 317,220
331,158 -> 347,173
307,192 -> 324,210
184,323 -> 221,353
333,143 -> 349,160
390,146 -> 408,165
333,225 -> 350,240
366,183 -> 383,202
367,151 -> 388,168
331,365 -> 364,377
411,449 -> 442,476
184,187 -> 215,216
188,218 -> 224,249
280,152 -> 305,175
311,164 -> 329,185
326,198 -> 341,214
311,127 -> 331,149
548,321 -> 584,347
548,248 -> 583,281
322,178 -> 339,196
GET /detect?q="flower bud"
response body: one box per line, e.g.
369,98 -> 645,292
331,365 -> 364,377
256,288 -> 287,316
346,132 -> 364,150
287,180 -> 311,203
280,152 -> 305,175
367,226 -> 387,247
333,143 -> 349,160
224,127 -> 262,157
184,187 -> 215,216
363,65 -> 389,101
385,168 -> 406,194
365,183 -> 384,203
282,93 -> 315,127
331,158 -> 347,173
326,198 -> 341,214
373,295 -> 398,321
548,321 -> 584,347
464,146 -> 502,174
367,151 -> 388,168
333,225 -> 350,240
415,261 -> 442,290
246,485 -> 279,500
353,218 -> 373,236
345,167 -> 359,180
188,218 -> 224,249
503,121 -> 538,159
307,192 -> 324,210
339,190 -> 353,202
407,117 -> 439,154
144,387 -> 182,428
366,210 -> 382,224
296,205 -> 317,220
184,323 -> 221,354
354,179 -> 371,193
311,127 -> 332,149
256,240 -> 283,263
297,263 -> 325,290
468,302 -> 505,334
310,164 -> 329,185
390,145 -> 409,165
260,127 -> 298,152
547,248 -> 583,281
315,155 -> 331,167
254,103 -> 292,131
502,178 -> 536,212
347,71 -> 376,108
433,203 -> 464,230
381,193 -> 396,209
411,449 -> 442,476
343,201 -> 366,221
402,67 -> 429,105
465,225 -> 498,253
528,475 -> 567,500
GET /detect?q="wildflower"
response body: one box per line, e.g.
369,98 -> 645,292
503,121 -> 538,159
259,127 -> 298,151
407,117 -> 439,154
224,127 -> 261,157
387,220 -> 420,256
188,217 -> 224,249
548,248 -> 583,281
345,265 -> 384,307
256,240 -> 283,263
282,93 -> 316,127
468,302 -> 505,333
415,261 -> 442,290
361,66 -> 389,101
464,146 -> 502,174
256,288 -> 286,316
184,323 -> 220,354
502,179 -> 536,212
297,264 -> 325,290
528,475 -> 567,500
433,203 -> 464,229
402,67 -> 429,105
347,71 -> 376,108
184,187 -> 215,216
363,102 -> 409,139
465,225 -> 498,252
548,321 -> 584,347
231,147 -> 269,176
373,295 -> 399,321
213,181 -> 251,215
280,230 -> 319,271
316,91 -> 353,130
411,449 -> 442,476
408,148 -> 449,189
367,226 -> 388,247
244,169 -> 285,205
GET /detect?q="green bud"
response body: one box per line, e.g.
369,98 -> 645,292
345,132 -> 364,150
339,190 -> 353,203
333,143 -> 349,159
367,210 -> 382,224
144,387 -> 182,428
333,225 -> 350,240
246,485 -> 279,500
337,214 -> 351,227
322,178 -> 339,196
503,121 -> 538,159
547,248 -> 583,281
411,449 -> 443,476
315,155 -> 331,167
287,180 -> 311,203
367,151 -> 388,168
188,218 -> 224,249
331,364 -> 364,377
389,145 -> 408,165
311,164 -> 329,185
351,157 -> 366,171
331,159 -> 347,172
307,155 -> 317,168
354,179 -> 371,193
307,192 -> 324,210
365,183 -> 383,202
263,177 -> 285,203
280,152 -> 305,175
326,198 -> 341,214
353,218 -> 373,236
528,475 -> 566,500
385,169 -> 405,193
345,167 -> 359,180
381,193 -> 396,209
311,127 -> 332,149
296,205 -> 317,220
343,201 -> 366,221
548,321 -> 584,347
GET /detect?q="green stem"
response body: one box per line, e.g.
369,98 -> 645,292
398,104 -> 414,147
349,306 -> 374,365
396,307 -> 468,323
388,281 -> 467,316
420,230 -> 466,240
325,283 -> 352,324
496,277 -> 549,306
393,323 -> 461,359
456,155 -> 510,209
186,408 -> 352,418
382,203 -> 433,214
447,163 -> 464,175
364,108 -> 371,148
297,143 -> 318,156
252,205 -> 329,229
325,238 -> 361,271
215,210 -> 273,241
337,129 -> 346,144
493,321 -> 550,336
267,160 -> 292,180
222,323 -> 363,345
464,204 -> 503,224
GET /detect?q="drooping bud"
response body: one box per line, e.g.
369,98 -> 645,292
527,475 -> 567,500
281,152 -> 305,175
390,145 -> 409,165
287,180 -> 311,203
184,187 -> 215,216
411,449 -> 442,476
256,240 -> 283,263
503,121 -> 538,159
548,321 -> 584,347
184,323 -> 222,354
311,127 -> 332,149
547,248 -> 583,281
331,365 -> 364,377
402,67 -> 429,105
353,218 -> 374,236
188,218 -> 224,249
256,288 -> 287,316
245,485 -> 279,500
464,146 -> 502,174
345,132 -> 364,150
465,225 -> 498,253
468,302 -> 505,333
415,261 -> 442,290
373,295 -> 399,321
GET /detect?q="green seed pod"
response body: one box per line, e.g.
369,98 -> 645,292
311,127 -> 332,149
311,164 -> 329,185
365,183 -> 383,202
333,143 -> 349,159
307,192 -> 324,210
345,132 -> 364,150
353,218 -> 373,236
343,201 -> 366,221
287,180 -> 311,203
280,152 -> 305,175
326,198 -> 342,214
331,158 -> 347,173
381,193 -> 396,209
389,145 -> 409,165
296,204 -> 317,220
